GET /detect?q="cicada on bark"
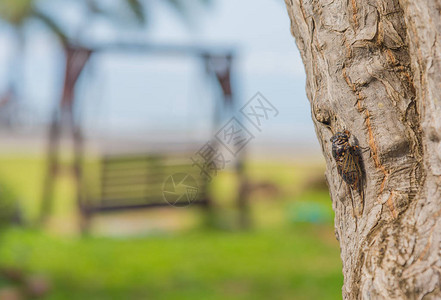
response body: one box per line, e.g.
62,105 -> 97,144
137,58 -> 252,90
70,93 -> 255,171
330,130 -> 364,216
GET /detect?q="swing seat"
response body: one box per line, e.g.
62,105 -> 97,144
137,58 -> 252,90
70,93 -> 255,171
79,153 -> 211,229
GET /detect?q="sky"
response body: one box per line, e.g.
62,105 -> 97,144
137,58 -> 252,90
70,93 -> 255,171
0,0 -> 321,156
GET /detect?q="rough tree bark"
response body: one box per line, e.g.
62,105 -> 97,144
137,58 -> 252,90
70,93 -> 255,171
284,0 -> 441,299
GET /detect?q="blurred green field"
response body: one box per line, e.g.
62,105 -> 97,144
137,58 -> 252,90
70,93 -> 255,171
0,154 -> 343,299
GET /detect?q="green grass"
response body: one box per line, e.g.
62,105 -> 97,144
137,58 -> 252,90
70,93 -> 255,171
0,226 -> 342,300
0,154 -> 343,299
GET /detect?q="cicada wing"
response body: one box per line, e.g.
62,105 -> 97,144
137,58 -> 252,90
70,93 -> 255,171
350,146 -> 364,187
348,146 -> 364,216
341,151 -> 359,186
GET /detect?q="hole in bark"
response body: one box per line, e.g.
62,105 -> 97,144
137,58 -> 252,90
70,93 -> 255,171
313,105 -> 332,126
428,127 -> 440,143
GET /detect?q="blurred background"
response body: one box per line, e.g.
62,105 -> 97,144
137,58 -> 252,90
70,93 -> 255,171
0,0 -> 342,299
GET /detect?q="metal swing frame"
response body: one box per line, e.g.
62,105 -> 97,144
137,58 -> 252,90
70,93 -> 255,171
39,42 -> 250,231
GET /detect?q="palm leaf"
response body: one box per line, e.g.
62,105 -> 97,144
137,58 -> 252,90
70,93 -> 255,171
125,0 -> 146,24
0,0 -> 34,26
32,9 -> 69,45
84,0 -> 147,27
163,0 -> 212,26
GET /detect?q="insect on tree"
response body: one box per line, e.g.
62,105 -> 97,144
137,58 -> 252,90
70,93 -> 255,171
330,130 -> 365,217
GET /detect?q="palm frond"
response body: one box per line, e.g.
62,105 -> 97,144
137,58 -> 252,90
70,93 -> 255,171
0,0 -> 34,26
84,0 -> 147,27
163,0 -> 211,26
32,10 -> 69,45
125,0 -> 146,24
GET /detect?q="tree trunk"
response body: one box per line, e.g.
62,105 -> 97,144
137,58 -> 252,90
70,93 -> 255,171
284,0 -> 441,298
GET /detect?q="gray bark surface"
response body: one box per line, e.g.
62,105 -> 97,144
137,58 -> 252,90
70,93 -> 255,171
284,0 -> 441,299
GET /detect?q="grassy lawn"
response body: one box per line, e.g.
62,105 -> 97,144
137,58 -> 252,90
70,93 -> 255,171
0,226 -> 342,300
0,154 -> 343,299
